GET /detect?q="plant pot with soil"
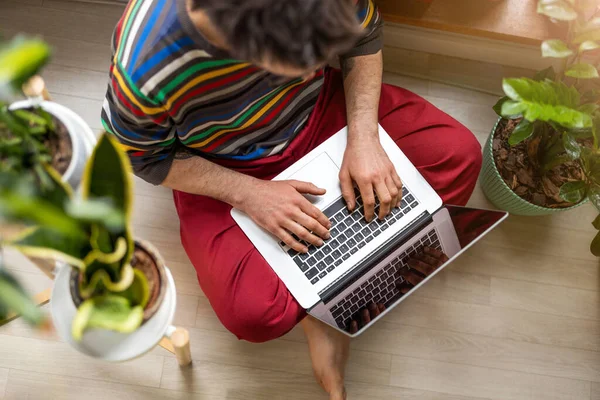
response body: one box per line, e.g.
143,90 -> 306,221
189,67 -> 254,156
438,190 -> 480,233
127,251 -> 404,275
0,134 -> 176,356
0,36 -> 95,189
481,0 -> 600,255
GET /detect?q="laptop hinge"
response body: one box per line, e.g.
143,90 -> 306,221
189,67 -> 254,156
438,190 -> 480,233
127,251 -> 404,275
318,211 -> 432,306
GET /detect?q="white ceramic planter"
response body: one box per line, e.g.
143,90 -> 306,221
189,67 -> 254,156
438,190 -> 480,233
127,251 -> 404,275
9,100 -> 95,189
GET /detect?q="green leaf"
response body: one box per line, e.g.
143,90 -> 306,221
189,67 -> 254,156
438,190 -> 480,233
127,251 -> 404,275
534,66 -> 556,81
541,39 -> 574,58
562,132 -> 581,159
0,36 -> 50,92
493,96 -> 509,117
115,269 -> 150,308
579,40 -> 600,53
574,18 -> 600,44
500,78 -> 592,129
0,268 -> 43,325
559,180 -> 587,203
565,63 -> 599,79
71,295 -> 144,341
508,119 -> 535,145
579,103 -> 600,114
592,214 -> 600,230
65,198 -> 125,233
537,0 -> 578,21
589,185 -> 600,211
12,109 -> 49,127
591,231 -> 600,256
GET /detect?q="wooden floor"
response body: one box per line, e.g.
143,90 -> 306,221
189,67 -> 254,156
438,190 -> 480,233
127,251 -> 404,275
2,1 -> 600,399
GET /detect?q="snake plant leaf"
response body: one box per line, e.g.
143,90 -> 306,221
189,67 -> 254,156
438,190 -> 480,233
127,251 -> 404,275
115,268 -> 150,308
559,180 -> 587,203
0,179 -> 82,237
501,78 -> 592,129
65,198 -> 125,233
42,164 -> 72,209
0,268 -> 43,326
0,36 -> 50,95
81,134 -> 133,221
79,263 -> 135,299
71,295 -> 144,341
541,39 -> 573,58
565,63 -> 599,79
8,226 -> 89,269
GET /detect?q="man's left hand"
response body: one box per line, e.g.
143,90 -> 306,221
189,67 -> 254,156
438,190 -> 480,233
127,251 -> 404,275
339,135 -> 403,221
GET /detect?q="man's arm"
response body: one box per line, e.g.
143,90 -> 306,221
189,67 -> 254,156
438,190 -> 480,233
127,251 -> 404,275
338,2 -> 403,222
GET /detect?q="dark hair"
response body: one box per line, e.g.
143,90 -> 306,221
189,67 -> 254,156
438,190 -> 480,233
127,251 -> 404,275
191,0 -> 362,68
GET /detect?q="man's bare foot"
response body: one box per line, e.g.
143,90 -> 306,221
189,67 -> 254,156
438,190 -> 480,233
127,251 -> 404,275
301,315 -> 350,400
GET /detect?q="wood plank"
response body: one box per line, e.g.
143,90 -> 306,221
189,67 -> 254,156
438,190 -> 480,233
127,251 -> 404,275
453,242 -> 600,292
410,269 -> 491,306
3,369 -> 209,400
0,368 -> 7,400
354,320 -> 600,382
385,296 -> 600,352
390,356 -> 591,400
43,0 -> 125,20
491,277 -> 600,320
171,294 -> 199,328
345,382 -> 487,400
593,383 -> 600,400
172,327 -> 391,386
0,2 -> 117,45
377,0 -> 563,45
423,94 -> 499,133
0,334 -> 164,387
43,64 -> 107,101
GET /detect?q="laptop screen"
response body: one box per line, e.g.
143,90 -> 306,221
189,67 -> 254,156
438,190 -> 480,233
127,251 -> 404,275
331,205 -> 507,335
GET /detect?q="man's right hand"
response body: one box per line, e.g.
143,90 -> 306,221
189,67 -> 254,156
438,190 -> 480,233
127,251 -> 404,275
238,179 -> 331,253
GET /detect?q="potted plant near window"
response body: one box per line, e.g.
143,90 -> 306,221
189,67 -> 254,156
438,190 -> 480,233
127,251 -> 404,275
0,134 -> 171,346
1,35 -> 95,189
481,0 -> 600,254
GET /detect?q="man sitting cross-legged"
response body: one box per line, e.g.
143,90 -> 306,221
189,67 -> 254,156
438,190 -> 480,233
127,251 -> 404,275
101,0 -> 482,398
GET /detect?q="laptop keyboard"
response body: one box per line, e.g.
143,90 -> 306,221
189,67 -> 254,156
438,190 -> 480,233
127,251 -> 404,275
281,186 -> 420,285
329,228 -> 441,330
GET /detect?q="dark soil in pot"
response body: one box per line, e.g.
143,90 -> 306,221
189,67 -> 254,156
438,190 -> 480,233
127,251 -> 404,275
69,242 -> 167,323
44,112 -> 72,175
492,118 -> 583,209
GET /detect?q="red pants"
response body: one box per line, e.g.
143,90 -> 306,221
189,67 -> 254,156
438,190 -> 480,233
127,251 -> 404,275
173,69 -> 482,343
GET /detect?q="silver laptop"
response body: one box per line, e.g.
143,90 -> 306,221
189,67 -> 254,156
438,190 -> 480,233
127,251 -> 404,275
232,125 -> 508,337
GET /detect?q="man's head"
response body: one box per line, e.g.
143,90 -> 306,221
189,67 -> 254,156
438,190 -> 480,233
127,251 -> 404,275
188,0 -> 362,79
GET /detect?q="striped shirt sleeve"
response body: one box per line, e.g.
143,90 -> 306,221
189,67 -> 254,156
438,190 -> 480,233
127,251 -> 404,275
101,62 -> 176,185
342,0 -> 384,59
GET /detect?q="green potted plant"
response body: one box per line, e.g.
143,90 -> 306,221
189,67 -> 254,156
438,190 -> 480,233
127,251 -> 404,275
1,35 -> 95,189
0,134 -> 168,341
481,0 -> 600,254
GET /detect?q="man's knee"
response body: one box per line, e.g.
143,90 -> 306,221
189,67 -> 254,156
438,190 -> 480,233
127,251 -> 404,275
451,125 -> 482,177
213,280 -> 304,343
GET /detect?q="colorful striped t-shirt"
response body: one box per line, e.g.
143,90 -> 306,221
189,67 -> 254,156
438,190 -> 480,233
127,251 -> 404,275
101,0 -> 383,184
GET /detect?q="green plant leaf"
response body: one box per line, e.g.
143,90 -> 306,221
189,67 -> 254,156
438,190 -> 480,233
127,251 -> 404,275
500,78 -> 592,129
533,66 -> 556,81
565,63 -> 599,79
562,132 -> 581,159
0,268 -> 43,325
493,96 -> 509,117
508,119 -> 535,145
71,295 -> 144,341
574,18 -> 600,44
579,40 -> 600,53
115,268 -> 150,308
65,198 -> 125,233
579,103 -> 600,115
588,185 -> 600,211
9,226 -> 89,269
559,180 -> 587,203
541,39 -> 574,58
0,36 -> 50,92
592,214 -> 600,230
591,231 -> 600,256
537,0 -> 578,20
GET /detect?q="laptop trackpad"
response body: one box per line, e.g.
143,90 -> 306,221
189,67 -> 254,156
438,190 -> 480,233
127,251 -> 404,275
288,152 -> 342,209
